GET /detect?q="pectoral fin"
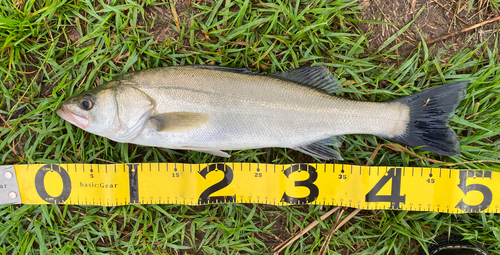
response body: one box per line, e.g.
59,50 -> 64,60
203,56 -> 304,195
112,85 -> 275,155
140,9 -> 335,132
150,112 -> 210,132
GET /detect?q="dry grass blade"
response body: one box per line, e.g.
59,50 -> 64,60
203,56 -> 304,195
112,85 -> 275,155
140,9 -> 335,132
444,160 -> 500,167
11,140 -> 19,159
410,0 -> 417,13
318,207 -> 345,254
319,208 -> 362,255
430,0 -> 469,25
272,207 -> 341,254
0,115 -> 12,129
367,144 -> 446,166
426,15 -> 500,45
170,1 -> 181,31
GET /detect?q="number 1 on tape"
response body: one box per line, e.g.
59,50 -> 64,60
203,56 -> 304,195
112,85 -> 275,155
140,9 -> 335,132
8,163 -> 498,213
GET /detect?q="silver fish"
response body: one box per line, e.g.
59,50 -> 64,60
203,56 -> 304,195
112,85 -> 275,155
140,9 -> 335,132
57,65 -> 468,159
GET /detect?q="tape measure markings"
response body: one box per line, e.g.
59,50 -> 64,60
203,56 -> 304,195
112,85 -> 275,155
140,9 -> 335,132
2,163 -> 498,213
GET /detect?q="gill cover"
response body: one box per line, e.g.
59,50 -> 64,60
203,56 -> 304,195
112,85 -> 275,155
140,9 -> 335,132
113,85 -> 155,142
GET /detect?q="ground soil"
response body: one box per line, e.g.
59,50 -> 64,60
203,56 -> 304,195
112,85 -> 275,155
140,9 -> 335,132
137,0 -> 192,44
359,0 -> 499,59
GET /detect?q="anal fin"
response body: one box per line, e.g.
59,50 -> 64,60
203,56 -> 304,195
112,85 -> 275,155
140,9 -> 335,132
292,136 -> 344,160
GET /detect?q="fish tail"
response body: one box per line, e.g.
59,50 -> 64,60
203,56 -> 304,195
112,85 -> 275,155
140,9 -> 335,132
387,81 -> 469,156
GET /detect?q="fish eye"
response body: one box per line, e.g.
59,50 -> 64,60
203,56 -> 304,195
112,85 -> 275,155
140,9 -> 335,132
79,95 -> 94,110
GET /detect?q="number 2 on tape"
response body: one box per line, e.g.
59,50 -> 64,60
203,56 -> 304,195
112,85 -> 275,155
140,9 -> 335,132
198,164 -> 236,204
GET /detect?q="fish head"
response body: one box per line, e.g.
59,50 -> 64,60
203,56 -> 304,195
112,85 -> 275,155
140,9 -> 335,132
57,81 -> 155,142
57,83 -> 120,135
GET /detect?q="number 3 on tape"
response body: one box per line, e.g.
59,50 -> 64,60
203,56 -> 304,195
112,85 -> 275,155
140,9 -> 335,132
281,164 -> 319,204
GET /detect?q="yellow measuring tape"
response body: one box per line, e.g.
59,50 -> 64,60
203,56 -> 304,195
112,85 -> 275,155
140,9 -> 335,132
0,163 -> 497,213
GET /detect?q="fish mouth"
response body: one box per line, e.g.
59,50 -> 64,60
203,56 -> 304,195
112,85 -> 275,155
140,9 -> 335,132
56,105 -> 89,129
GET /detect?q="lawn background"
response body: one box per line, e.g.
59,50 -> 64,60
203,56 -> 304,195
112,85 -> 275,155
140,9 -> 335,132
1,0 -> 500,254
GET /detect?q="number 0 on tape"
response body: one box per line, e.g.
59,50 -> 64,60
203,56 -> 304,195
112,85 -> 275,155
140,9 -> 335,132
0,163 -> 497,213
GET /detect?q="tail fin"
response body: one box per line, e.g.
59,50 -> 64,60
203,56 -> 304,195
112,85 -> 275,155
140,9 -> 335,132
388,81 -> 469,156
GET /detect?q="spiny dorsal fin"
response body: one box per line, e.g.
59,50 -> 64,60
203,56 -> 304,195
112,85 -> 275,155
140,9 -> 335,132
270,66 -> 342,94
190,65 -> 261,74
149,112 -> 210,132
190,65 -> 341,94
293,136 -> 344,160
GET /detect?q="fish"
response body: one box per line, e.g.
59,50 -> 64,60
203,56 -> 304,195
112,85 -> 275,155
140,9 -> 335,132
57,65 -> 469,160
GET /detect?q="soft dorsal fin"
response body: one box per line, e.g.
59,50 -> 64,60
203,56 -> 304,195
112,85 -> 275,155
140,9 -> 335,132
270,66 -> 342,94
292,136 -> 344,160
149,112 -> 210,132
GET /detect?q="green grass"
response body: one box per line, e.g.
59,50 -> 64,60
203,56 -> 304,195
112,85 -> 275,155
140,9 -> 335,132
1,0 -> 500,254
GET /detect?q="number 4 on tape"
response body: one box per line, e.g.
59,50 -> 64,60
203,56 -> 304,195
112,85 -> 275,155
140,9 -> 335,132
365,168 -> 406,209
